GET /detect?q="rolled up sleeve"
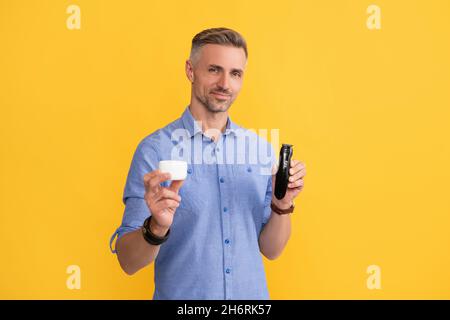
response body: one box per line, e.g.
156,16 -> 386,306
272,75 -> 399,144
109,138 -> 160,254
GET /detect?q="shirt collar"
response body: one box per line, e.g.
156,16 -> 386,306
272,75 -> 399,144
181,105 -> 239,138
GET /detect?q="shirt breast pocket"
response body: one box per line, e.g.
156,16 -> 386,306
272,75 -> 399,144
172,166 -> 205,216
233,164 -> 271,207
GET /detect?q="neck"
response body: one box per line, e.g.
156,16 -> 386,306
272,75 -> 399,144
188,100 -> 228,142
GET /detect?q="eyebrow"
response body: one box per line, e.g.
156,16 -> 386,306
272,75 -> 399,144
208,64 -> 244,74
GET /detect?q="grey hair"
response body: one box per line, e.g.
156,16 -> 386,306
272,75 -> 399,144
189,27 -> 248,65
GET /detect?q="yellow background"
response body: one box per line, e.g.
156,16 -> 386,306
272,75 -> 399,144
1,0 -> 449,299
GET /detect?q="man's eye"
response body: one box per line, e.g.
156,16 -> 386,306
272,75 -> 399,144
233,72 -> 241,78
209,68 -> 218,73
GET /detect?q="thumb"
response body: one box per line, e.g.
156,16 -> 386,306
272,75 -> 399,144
271,161 -> 278,189
169,179 -> 184,193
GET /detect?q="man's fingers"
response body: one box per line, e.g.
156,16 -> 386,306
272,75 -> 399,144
289,168 -> 306,182
143,170 -> 162,186
143,170 -> 158,183
147,171 -> 172,193
144,170 -> 159,193
154,198 -> 180,211
288,178 -> 304,189
154,187 -> 182,203
169,180 -> 184,192
271,162 -> 279,175
289,160 -> 305,175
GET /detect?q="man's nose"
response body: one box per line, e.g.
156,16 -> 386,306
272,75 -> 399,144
217,73 -> 230,91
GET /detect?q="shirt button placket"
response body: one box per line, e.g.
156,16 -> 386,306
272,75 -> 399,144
217,140 -> 232,300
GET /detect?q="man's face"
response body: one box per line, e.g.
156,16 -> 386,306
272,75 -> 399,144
187,44 -> 247,113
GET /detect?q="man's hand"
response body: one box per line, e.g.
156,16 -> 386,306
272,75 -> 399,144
272,159 -> 306,209
143,170 -> 184,236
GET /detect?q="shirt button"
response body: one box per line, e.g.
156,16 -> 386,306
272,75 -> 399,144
225,239 -> 230,244
223,207 -> 228,213
187,168 -> 192,174
219,177 -> 225,183
247,166 -> 252,173
225,268 -> 231,274
216,147 -> 220,152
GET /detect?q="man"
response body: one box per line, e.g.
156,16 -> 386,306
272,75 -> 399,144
110,28 -> 306,299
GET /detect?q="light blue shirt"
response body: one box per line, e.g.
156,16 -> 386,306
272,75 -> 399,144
110,106 -> 276,300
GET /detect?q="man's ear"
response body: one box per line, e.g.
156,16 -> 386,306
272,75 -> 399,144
185,59 -> 195,83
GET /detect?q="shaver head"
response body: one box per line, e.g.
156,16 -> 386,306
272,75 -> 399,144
274,144 -> 293,200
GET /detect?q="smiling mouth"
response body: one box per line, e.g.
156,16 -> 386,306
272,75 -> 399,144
211,92 -> 230,99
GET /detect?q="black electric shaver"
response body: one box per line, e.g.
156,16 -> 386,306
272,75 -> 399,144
274,144 -> 293,200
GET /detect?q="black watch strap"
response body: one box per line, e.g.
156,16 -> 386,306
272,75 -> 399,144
142,216 -> 170,245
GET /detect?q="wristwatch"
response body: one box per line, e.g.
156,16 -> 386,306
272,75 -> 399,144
270,201 -> 295,215
142,216 -> 170,245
